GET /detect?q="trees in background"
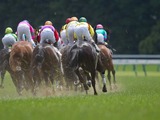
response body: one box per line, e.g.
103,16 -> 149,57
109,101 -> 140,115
139,21 -> 160,54
0,0 -> 159,54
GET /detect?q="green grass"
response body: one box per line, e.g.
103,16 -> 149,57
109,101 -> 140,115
0,69 -> 160,120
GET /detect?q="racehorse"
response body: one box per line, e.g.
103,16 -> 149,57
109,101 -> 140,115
67,40 -> 99,95
31,43 -> 63,95
96,43 -> 116,92
9,41 -> 34,95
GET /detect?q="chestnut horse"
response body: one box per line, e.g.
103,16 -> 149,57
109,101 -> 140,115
96,43 -> 116,92
9,41 -> 34,95
31,43 -> 63,95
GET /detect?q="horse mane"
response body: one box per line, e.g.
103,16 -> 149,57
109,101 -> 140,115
69,48 -> 79,69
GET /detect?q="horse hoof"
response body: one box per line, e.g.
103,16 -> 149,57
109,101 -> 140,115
102,89 -> 107,92
94,92 -> 98,95
102,86 -> 107,92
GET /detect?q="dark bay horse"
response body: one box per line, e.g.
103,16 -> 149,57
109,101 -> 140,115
31,43 -> 63,95
67,40 -> 99,95
9,41 -> 34,95
97,44 -> 116,92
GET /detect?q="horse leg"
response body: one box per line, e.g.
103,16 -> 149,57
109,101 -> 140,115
95,71 -> 101,89
15,71 -> 24,95
112,69 -> 117,89
44,73 -> 50,87
23,73 -> 30,91
25,72 -> 34,93
0,70 -> 6,88
55,70 -> 64,91
83,71 -> 92,87
107,70 -> 112,90
86,74 -> 92,87
33,74 -> 42,96
10,73 -> 18,91
91,71 -> 98,95
100,71 -> 107,92
49,74 -> 56,93
75,69 -> 89,94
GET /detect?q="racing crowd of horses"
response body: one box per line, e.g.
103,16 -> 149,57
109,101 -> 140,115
0,31 -> 116,96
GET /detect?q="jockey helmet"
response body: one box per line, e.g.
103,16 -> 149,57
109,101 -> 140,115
45,21 -> 53,26
23,20 -> 29,23
96,24 -> 103,29
79,17 -> 87,22
70,16 -> 78,21
5,27 -> 13,34
65,18 -> 71,24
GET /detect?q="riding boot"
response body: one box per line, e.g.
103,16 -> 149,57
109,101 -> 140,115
54,42 -> 58,48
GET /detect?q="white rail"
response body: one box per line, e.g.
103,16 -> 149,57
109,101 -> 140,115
112,55 -> 160,76
112,55 -> 160,65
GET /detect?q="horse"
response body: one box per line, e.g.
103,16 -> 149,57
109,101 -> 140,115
67,40 -> 99,95
31,43 -> 63,95
96,43 -> 116,92
9,41 -> 34,95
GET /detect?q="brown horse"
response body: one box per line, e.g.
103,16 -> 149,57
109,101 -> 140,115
9,41 -> 34,95
96,44 -> 116,92
31,43 -> 63,95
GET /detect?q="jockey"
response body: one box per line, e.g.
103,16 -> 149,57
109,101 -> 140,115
39,20 -> 60,48
2,27 -> 17,49
60,18 -> 71,46
96,24 -> 116,52
65,16 -> 79,45
74,17 -> 100,52
17,20 -> 36,47
95,24 -> 108,45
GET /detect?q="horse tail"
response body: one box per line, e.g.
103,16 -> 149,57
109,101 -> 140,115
34,47 -> 44,67
69,49 -> 79,69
